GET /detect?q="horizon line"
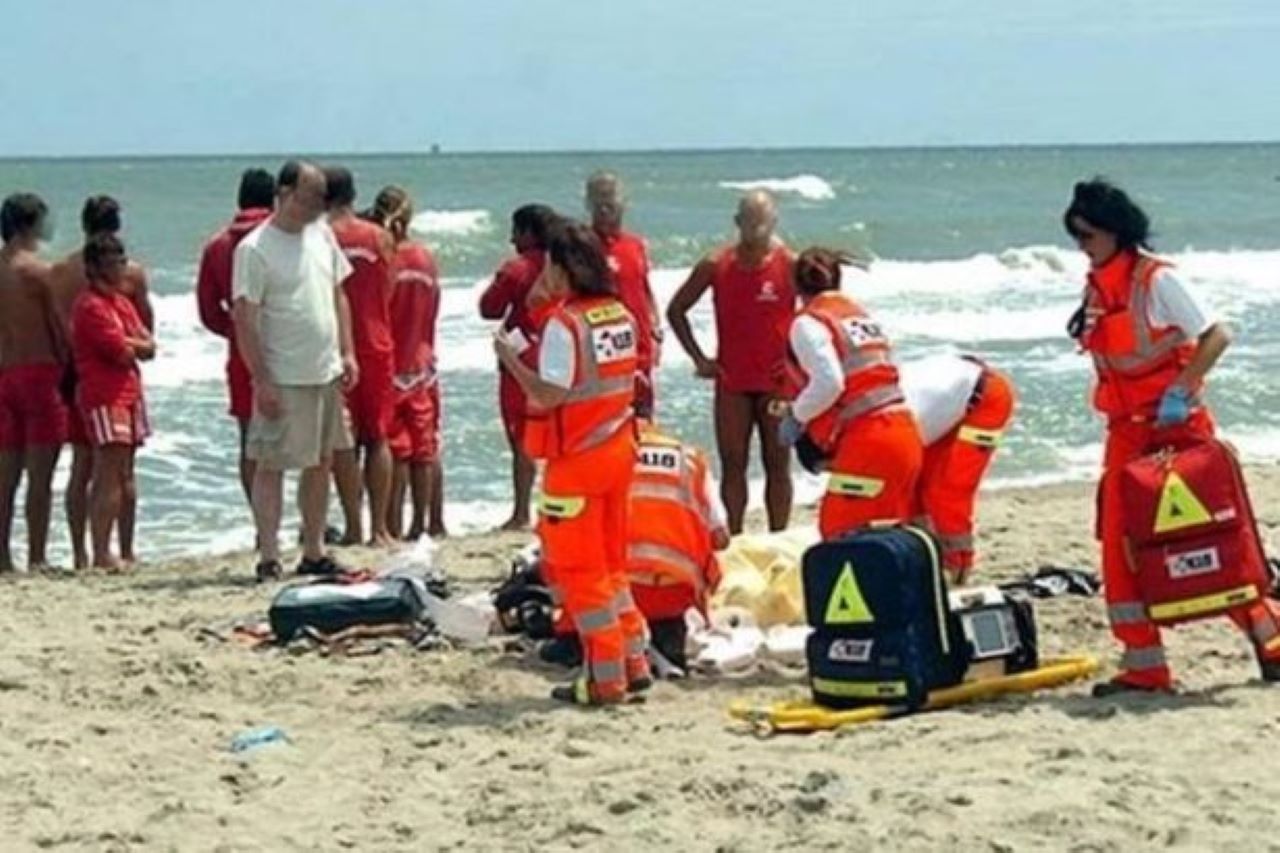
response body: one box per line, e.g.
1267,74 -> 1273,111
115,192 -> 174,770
2,137 -> 1279,163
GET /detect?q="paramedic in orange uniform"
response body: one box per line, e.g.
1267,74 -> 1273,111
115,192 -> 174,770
667,190 -> 795,533
494,219 -> 651,706
900,353 -> 1017,585
775,247 -> 923,540
1065,178 -> 1280,694
586,172 -> 661,415
628,409 -> 729,668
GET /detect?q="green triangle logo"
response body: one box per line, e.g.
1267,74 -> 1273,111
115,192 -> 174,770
824,562 -> 874,625
1153,471 -> 1212,534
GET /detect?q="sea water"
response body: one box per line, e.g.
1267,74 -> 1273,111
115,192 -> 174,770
3,144 -> 1279,561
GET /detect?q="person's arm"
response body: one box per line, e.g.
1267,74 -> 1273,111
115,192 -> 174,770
698,463 -> 731,550
787,316 -> 844,424
666,256 -> 718,378
494,317 -> 573,410
77,297 -> 135,366
196,241 -> 232,338
479,262 -> 516,320
1149,268 -> 1230,390
130,263 -> 155,332
335,285 -> 359,390
640,244 -> 662,360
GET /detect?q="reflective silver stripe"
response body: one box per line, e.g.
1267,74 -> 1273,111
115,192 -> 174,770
628,542 -> 706,596
564,374 -> 634,403
1094,256 -> 1194,378
590,658 -> 626,682
937,533 -> 974,553
632,481 -> 695,505
574,410 -> 631,452
625,636 -> 647,657
1108,602 -> 1148,625
1121,645 -> 1167,671
613,588 -> 638,614
576,606 -> 618,633
836,384 -> 906,427
840,348 -> 895,373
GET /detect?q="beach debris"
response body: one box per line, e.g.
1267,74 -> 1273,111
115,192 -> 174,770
229,725 -> 289,754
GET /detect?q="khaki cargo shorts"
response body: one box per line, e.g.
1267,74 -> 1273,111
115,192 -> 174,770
247,380 -> 353,471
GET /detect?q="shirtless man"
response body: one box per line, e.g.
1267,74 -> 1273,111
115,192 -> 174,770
667,191 -> 796,534
51,195 -> 155,567
586,172 -> 661,413
0,194 -> 67,572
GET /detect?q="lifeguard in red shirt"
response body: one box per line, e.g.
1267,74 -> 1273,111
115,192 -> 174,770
479,204 -> 557,531
70,234 -> 155,571
196,168 -> 275,511
667,190 -> 796,534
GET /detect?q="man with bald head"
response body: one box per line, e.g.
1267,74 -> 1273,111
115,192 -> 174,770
232,160 -> 359,581
586,171 -> 660,413
667,191 -> 796,534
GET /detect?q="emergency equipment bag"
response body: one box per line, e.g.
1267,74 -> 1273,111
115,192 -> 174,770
802,525 -> 969,710
1120,436 -> 1269,626
269,577 -> 425,642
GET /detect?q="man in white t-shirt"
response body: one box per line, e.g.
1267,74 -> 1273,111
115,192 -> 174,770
899,354 -> 1016,584
232,160 -> 359,581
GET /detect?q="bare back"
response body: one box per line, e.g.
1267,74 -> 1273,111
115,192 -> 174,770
0,247 -> 60,367
51,252 -> 152,331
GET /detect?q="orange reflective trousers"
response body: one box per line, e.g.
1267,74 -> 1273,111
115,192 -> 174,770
538,428 -> 650,701
819,408 -> 924,540
915,369 -> 1016,583
1099,412 -> 1280,689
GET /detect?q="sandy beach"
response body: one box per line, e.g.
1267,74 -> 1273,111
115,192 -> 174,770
4,469 -> 1280,853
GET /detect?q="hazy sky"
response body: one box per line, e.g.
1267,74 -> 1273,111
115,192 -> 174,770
1,0 -> 1277,156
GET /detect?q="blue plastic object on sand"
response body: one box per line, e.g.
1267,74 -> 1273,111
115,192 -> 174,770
230,726 -> 289,753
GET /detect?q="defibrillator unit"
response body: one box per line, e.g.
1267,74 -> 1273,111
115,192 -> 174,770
948,586 -> 1038,681
802,525 -> 969,710
1120,437 -> 1269,627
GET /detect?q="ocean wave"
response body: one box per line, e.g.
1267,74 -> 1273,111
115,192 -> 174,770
718,174 -> 836,201
410,209 -> 492,237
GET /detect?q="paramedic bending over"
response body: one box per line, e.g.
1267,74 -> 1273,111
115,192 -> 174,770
1064,177 -> 1280,695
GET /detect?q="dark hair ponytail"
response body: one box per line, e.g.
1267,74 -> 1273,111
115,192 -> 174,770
795,246 -> 861,296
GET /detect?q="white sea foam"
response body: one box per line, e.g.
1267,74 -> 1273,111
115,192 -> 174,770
409,209 -> 493,237
718,174 -> 836,201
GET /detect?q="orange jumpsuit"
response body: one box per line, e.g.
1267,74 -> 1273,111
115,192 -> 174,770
524,296 -> 650,702
627,424 -> 725,622
914,364 -> 1017,583
1084,249 -> 1280,689
786,292 -> 924,540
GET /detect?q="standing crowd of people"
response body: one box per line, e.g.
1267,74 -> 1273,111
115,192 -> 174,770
2,163 -> 1270,703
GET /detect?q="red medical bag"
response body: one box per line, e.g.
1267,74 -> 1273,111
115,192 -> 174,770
1120,436 -> 1269,626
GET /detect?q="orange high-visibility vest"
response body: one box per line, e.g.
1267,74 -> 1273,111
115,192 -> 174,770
785,291 -> 904,449
627,426 -> 723,607
1082,250 -> 1200,420
522,296 -> 638,461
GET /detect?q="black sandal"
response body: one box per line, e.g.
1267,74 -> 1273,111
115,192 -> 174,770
254,560 -> 283,582
296,555 -> 344,577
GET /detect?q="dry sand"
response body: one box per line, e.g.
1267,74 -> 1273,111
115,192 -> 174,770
4,469 -> 1280,852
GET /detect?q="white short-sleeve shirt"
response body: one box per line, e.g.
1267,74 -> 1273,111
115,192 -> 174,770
899,355 -> 983,445
233,220 -> 352,385
538,317 -> 577,389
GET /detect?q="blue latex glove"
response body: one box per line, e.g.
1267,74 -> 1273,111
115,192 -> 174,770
779,414 -> 804,447
1155,385 -> 1191,427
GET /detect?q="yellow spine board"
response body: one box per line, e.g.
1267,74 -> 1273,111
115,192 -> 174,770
729,656 -> 1100,734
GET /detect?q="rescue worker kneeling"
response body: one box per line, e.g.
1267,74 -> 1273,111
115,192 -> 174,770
1064,178 -> 1280,695
494,219 -> 651,706
628,412 -> 730,669
900,354 -> 1017,585
776,247 -> 924,539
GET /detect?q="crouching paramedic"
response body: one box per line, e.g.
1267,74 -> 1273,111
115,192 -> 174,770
494,219 -> 651,706
900,353 -> 1016,585
776,247 -> 923,539
1065,178 -> 1280,694
628,414 -> 730,668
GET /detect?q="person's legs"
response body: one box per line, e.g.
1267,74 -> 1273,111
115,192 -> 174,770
819,410 -> 924,540
298,458 -> 331,563
119,449 -> 137,564
332,447 -> 363,545
0,450 -> 21,572
67,444 -> 93,570
754,394 -> 793,532
714,386 -> 755,535
502,443 -> 535,532
252,465 -> 285,564
89,444 -> 130,570
22,445 -> 60,568
407,461 -> 430,540
428,459 -> 447,537
364,439 -> 394,546
388,459 -> 408,540
237,418 -> 255,510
